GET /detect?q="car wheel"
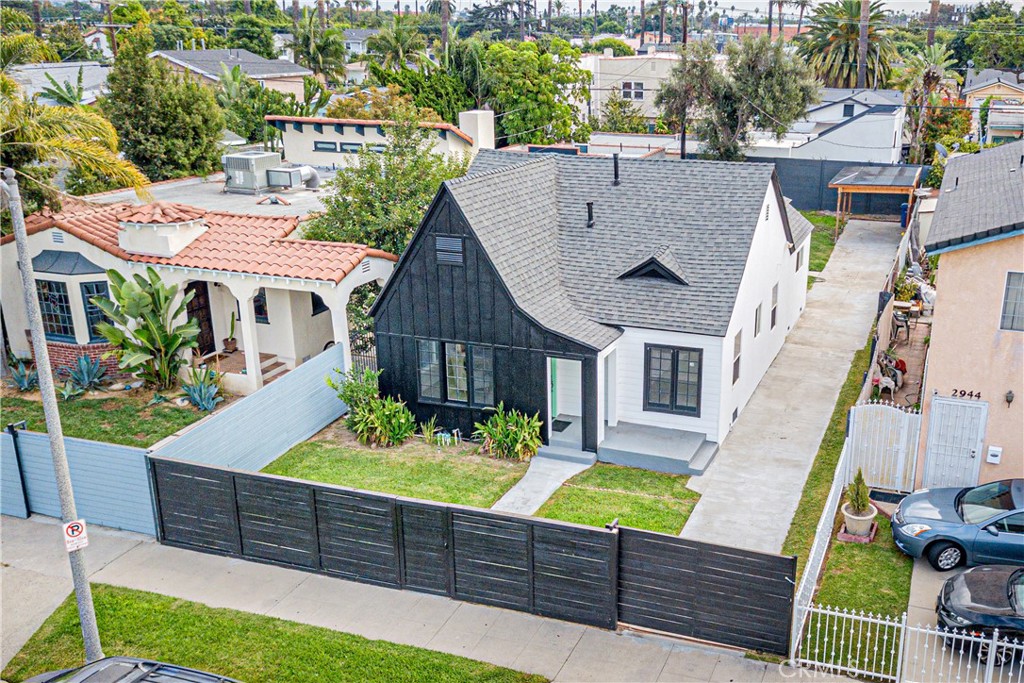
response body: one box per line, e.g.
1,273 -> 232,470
927,541 -> 964,571
978,640 -> 1011,667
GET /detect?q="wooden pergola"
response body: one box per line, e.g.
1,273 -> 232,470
828,166 -> 923,239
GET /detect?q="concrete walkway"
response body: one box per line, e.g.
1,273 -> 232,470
907,557 -> 963,628
2,515 -> 851,682
682,220 -> 902,554
491,454 -> 591,515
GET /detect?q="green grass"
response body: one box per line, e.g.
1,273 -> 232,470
263,439 -> 528,508
0,395 -> 203,447
1,585 -> 545,683
536,464 -> 700,534
815,516 -> 913,617
800,210 -> 838,273
782,337 -> 872,579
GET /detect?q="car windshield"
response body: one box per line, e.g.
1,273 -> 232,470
1012,570 -> 1024,615
957,480 -> 1017,524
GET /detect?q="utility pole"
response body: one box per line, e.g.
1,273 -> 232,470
856,0 -> 869,87
680,1 -> 688,158
926,0 -> 938,46
1,169 -> 104,663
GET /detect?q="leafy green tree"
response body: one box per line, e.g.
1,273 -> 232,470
91,267 -> 200,391
963,16 -> 1024,70
368,62 -> 474,123
325,86 -> 442,121
228,14 -> 277,59
589,37 -> 634,55
45,22 -> 99,60
980,95 -> 993,140
216,64 -> 291,145
483,39 -> 591,145
657,36 -> 818,161
289,9 -> 347,84
112,0 -> 150,25
304,106 -> 469,255
598,87 -> 647,133
896,44 -> 962,164
368,16 -> 427,69
1,7 -> 34,32
1,33 -> 58,68
795,0 -> 897,88
103,27 -> 224,181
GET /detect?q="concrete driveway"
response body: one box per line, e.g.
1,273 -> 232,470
1,515 -> 146,668
682,220 -> 902,554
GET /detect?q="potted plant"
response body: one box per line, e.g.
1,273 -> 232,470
842,468 -> 877,537
223,312 -> 237,353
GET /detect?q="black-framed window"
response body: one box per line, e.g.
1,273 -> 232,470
1001,271 -> 1024,331
81,281 -> 110,342
417,339 -> 442,400
253,288 -> 269,324
313,141 -> 338,152
732,331 -> 742,384
842,103 -> 855,117
644,344 -> 702,417
311,292 -> 329,316
621,81 -> 644,100
416,338 -> 493,407
771,284 -> 779,329
754,303 -> 762,337
36,280 -> 75,341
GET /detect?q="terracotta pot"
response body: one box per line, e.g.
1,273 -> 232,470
842,502 -> 877,537
223,338 -> 237,353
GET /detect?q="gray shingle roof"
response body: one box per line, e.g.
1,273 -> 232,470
819,88 -> 905,107
925,141 -> 1024,253
343,29 -> 379,41
10,62 -> 110,103
450,150 -> 793,348
785,200 -> 813,248
152,49 -> 312,79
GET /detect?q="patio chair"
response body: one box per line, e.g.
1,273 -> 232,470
891,311 -> 910,343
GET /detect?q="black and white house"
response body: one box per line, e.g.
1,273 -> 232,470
372,150 -> 813,473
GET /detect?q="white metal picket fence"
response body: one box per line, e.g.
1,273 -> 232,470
847,401 -> 921,493
796,604 -> 1024,683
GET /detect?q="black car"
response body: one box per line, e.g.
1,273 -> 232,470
936,566 -> 1024,666
24,657 -> 240,683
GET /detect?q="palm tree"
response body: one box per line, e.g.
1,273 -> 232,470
792,0 -> 810,33
766,0 -> 772,38
554,0 -> 563,16
367,16 -> 426,70
795,0 -> 897,89
1,33 -> 58,69
898,43 -> 962,163
776,0 -> 783,35
0,73 -> 147,208
289,9 -> 348,84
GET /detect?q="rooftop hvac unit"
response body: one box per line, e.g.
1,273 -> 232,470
222,151 -> 283,194
267,165 -> 321,190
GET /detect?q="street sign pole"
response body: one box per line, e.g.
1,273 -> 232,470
2,169 -> 104,662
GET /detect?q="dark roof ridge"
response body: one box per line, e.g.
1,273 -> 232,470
445,154 -> 552,188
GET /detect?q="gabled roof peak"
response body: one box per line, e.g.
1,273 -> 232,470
618,245 -> 689,285
120,201 -> 207,225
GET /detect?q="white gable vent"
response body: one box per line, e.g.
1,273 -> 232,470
435,235 -> 464,265
360,259 -> 371,274
52,230 -> 65,244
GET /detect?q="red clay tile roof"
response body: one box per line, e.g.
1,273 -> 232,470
3,202 -> 398,283
266,114 -> 475,146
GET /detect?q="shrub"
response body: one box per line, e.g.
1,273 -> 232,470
326,367 -> 380,427
420,414 -> 438,442
59,354 -> 107,391
182,366 -> 223,412
894,277 -> 916,302
349,395 -> 416,447
473,402 -> 543,462
845,468 -> 873,515
6,358 -> 38,392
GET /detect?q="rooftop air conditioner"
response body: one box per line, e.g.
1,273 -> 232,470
222,151 -> 283,194
267,165 -> 321,190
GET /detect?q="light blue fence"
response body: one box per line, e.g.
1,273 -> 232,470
151,345 -> 349,472
1,432 -> 29,518
7,431 -> 155,534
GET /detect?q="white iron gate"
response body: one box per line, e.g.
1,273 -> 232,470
923,397 -> 988,489
848,401 -> 921,493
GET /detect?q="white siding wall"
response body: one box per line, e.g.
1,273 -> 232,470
278,124 -> 473,169
610,327 -> 725,443
718,185 -> 809,440
553,357 -> 583,416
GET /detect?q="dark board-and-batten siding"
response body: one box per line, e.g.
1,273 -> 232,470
374,190 -> 600,451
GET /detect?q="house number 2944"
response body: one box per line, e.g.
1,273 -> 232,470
951,389 -> 981,399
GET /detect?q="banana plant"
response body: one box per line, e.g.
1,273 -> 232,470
90,267 -> 200,390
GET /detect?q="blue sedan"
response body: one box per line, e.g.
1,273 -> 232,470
892,479 -> 1024,571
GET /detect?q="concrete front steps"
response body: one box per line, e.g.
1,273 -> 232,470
261,354 -> 288,382
597,440 -> 718,476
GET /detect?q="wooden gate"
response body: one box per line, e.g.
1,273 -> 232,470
847,401 -> 922,493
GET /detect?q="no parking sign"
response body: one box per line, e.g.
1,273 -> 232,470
63,519 -> 89,552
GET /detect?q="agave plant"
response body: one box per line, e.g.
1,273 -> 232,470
182,366 -> 223,412
6,358 -> 38,392
90,267 -> 200,391
59,354 -> 107,391
58,381 -> 85,402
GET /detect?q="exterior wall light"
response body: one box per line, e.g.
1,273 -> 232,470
1007,390 -> 1015,407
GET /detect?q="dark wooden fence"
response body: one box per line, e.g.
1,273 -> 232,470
148,457 -> 795,654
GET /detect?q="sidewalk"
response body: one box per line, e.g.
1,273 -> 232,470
491,455 -> 591,516
3,515 -> 847,682
682,220 -> 903,554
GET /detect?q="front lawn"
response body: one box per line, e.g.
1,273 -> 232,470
536,464 -> 700,534
0,394 -> 204,447
263,426 -> 528,508
1,585 -> 544,683
800,210 -> 838,273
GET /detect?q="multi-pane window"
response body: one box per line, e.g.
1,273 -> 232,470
445,343 -> 469,402
253,288 -> 269,324
416,339 -> 494,406
417,340 -> 442,400
754,304 -> 762,337
621,81 -> 644,100
644,345 -> 702,417
732,331 -> 742,384
771,284 -> 779,329
1001,272 -> 1024,331
81,281 -> 110,342
36,280 -> 75,341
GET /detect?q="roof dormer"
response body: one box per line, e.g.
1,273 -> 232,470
618,245 -> 689,285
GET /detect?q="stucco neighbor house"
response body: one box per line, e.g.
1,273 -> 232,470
371,150 -> 812,474
0,201 -> 397,395
578,48 -> 684,122
151,49 -> 315,98
916,141 -> 1024,490
961,68 -> 1024,137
